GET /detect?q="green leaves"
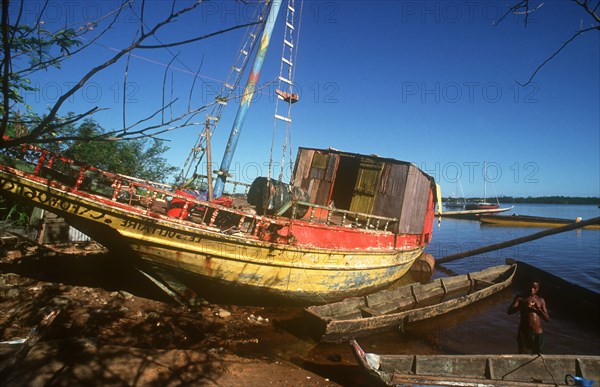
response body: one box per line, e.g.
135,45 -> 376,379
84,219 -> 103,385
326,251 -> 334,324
59,119 -> 176,183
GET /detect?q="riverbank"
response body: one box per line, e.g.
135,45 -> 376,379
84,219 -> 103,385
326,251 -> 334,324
2,239 -> 598,386
0,246 -> 369,386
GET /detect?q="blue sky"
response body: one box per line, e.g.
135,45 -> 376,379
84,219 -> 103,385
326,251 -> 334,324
13,1 -> 600,197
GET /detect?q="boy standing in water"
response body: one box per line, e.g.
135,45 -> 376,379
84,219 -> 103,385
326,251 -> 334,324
507,280 -> 550,354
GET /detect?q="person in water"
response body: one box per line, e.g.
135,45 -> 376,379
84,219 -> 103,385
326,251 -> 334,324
507,280 -> 550,354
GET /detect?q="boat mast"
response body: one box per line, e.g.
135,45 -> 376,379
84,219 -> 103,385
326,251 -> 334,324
483,161 -> 487,203
213,0 -> 283,198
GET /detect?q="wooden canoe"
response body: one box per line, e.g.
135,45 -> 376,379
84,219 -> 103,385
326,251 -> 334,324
480,214 -> 600,229
304,264 -> 516,343
350,339 -> 600,387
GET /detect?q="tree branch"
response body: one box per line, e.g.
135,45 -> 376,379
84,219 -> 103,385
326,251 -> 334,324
1,1 -> 268,150
574,0 -> 600,23
517,25 -> 600,86
137,21 -> 261,49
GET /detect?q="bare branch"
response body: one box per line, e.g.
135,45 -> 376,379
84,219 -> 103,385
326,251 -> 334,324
188,58 -> 204,112
574,0 -> 600,23
137,21 -> 261,49
140,0 -> 146,35
162,55 -> 178,124
26,1 -> 206,140
1,0 -> 269,151
16,1 -> 129,77
517,25 -> 600,86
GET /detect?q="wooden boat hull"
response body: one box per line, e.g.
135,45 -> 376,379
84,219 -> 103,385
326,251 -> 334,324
464,203 -> 499,210
481,214 -> 600,229
436,206 -> 513,219
0,166 -> 425,304
129,240 -> 421,303
351,340 -> 600,387
305,264 -> 516,342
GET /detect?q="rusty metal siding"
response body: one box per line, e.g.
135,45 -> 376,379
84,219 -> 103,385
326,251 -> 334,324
398,165 -> 430,234
349,158 -> 383,214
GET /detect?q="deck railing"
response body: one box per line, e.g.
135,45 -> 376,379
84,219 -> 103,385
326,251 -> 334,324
287,201 -> 398,232
1,142 -> 399,240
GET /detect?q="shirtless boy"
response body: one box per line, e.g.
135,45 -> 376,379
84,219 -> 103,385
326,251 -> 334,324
507,280 -> 550,354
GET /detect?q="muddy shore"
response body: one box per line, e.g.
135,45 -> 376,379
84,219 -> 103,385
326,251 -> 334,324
2,242 -> 599,386
0,244 -> 370,386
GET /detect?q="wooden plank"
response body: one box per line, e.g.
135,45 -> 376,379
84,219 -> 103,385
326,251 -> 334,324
397,165 -> 430,234
349,158 -> 382,214
358,306 -> 382,317
373,163 -> 409,220
475,279 -> 495,288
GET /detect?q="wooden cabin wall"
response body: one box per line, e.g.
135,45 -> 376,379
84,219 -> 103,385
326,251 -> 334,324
292,149 -> 338,206
372,163 -> 409,219
397,165 -> 431,234
293,149 -> 314,185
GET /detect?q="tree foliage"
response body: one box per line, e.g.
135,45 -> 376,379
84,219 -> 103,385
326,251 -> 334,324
57,118 -> 177,182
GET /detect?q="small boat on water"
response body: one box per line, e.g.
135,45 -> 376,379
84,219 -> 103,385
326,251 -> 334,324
480,214 -> 600,229
304,264 -> 516,343
350,339 -> 600,387
437,205 -> 513,219
443,196 -> 466,210
465,201 -> 499,210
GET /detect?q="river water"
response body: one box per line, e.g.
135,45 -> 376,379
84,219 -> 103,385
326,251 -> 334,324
287,204 -> 600,385
428,204 -> 600,293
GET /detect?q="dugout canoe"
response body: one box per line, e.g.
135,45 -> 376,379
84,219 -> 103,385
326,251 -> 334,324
350,339 -> 600,387
480,214 -> 600,229
304,264 -> 516,343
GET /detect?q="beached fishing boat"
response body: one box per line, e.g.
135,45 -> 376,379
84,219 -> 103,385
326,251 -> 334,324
480,214 -> 600,229
0,1 -> 438,303
304,264 -> 516,342
350,340 -> 600,387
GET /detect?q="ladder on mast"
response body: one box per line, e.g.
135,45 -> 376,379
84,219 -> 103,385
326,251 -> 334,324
272,0 -> 300,180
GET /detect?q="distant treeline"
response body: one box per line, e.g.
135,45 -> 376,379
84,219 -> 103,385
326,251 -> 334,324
444,196 -> 600,205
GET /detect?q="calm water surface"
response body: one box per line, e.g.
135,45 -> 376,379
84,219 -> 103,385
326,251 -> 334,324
428,204 -> 600,292
326,204 -> 600,366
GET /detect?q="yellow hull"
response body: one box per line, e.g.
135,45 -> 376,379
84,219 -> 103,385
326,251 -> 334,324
480,216 -> 600,230
0,170 -> 423,303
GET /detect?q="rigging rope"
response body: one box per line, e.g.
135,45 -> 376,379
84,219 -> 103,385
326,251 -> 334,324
268,0 -> 303,185
177,1 -> 270,186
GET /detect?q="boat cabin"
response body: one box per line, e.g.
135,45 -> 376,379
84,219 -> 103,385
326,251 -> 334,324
292,148 -> 437,236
